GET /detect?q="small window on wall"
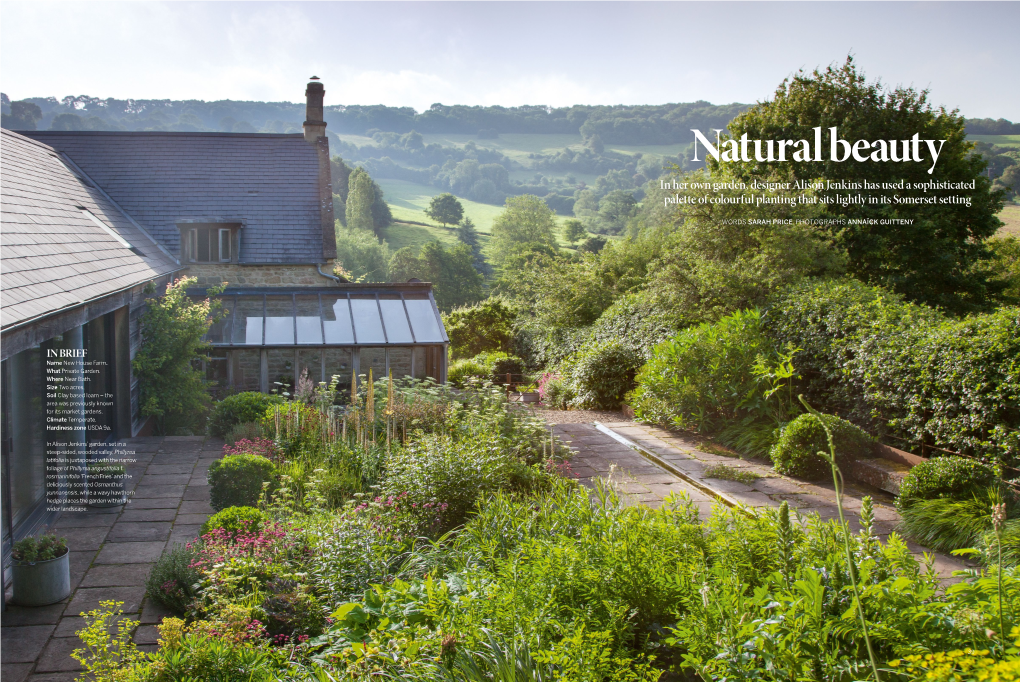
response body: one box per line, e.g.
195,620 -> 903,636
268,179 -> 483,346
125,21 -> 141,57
179,225 -> 236,263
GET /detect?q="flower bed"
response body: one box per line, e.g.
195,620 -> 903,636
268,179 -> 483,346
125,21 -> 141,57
74,378 -> 1019,680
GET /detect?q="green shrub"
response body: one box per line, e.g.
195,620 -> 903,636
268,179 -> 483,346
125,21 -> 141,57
448,358 -> 488,388
564,338 -> 643,410
586,290 -> 685,360
632,308 -> 778,432
143,627 -> 281,681
447,352 -> 526,387
476,351 -> 525,384
539,374 -> 574,410
145,543 -> 200,615
382,432 -> 529,533
133,277 -> 222,436
769,412 -> 874,479
443,297 -> 519,359
200,506 -> 265,537
207,454 -> 276,511
209,392 -> 284,438
225,421 -> 265,446
766,279 -> 1020,467
897,455 -> 995,509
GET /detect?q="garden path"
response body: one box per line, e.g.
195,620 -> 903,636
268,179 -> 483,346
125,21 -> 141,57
2,435 -> 222,682
537,410 -> 971,582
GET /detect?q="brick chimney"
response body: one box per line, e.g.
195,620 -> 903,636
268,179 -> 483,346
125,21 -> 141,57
303,77 -> 336,260
303,77 -> 327,143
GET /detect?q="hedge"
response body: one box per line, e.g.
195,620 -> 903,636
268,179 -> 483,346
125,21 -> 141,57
765,279 -> 1020,467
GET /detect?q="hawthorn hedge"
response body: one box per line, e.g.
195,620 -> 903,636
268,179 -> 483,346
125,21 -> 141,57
765,279 -> 1020,468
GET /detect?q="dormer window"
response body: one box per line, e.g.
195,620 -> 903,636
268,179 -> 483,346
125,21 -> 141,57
179,224 -> 238,263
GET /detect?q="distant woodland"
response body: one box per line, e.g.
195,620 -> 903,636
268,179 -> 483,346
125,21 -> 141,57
0,92 -> 746,143
3,92 -> 1017,222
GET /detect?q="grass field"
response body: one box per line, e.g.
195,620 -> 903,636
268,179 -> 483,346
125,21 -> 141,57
997,203 -> 1020,237
419,132 -> 686,168
378,178 -> 506,233
968,134 -> 1020,149
376,177 -> 580,255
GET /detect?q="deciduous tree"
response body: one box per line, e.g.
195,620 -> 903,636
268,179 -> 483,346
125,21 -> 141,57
563,219 -> 587,244
425,193 -> 465,227
490,195 -> 558,265
719,56 -> 1004,312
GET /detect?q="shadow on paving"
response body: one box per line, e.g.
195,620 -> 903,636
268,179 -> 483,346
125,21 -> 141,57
1,436 -> 224,682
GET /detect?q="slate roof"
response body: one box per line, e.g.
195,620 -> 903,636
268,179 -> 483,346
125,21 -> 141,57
23,131 -> 326,264
1,129 -> 182,331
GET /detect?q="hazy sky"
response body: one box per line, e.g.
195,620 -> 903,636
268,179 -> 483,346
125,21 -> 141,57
2,1 -> 1018,119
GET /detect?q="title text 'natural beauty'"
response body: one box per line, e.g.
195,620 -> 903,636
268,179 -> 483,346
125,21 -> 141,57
691,127 -> 947,174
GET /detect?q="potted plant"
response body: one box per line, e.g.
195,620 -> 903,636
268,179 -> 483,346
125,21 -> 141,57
88,461 -> 127,507
514,383 -> 541,404
12,533 -> 71,606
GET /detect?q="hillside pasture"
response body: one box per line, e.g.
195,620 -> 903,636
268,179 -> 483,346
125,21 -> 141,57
378,178 -> 506,232
968,134 -> 1020,149
997,203 -> 1020,237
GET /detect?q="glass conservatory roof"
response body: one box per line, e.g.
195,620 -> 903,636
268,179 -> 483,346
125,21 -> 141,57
199,288 -> 447,347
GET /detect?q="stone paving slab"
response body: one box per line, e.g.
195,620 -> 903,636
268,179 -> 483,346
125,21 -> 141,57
550,422 -> 713,516
585,419 -> 970,580
3,436 -> 223,680
1,625 -> 55,663
78,563 -> 152,588
94,541 -> 168,565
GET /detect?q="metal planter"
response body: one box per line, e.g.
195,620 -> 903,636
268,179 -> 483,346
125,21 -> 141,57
12,551 -> 71,606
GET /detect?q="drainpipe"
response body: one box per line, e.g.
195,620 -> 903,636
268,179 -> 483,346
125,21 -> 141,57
316,264 -> 343,284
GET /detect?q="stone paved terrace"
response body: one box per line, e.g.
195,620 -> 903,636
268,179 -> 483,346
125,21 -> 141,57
2,435 -> 222,682
544,414 -> 970,581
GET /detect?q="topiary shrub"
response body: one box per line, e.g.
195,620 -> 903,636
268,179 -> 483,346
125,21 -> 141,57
200,505 -> 266,537
207,454 -> 276,511
209,392 -> 284,438
897,455 -> 995,510
145,543 -> 200,615
769,412 -> 874,480
566,338 -> 643,410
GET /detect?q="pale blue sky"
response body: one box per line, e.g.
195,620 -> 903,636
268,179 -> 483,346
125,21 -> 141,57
2,1 -> 1017,119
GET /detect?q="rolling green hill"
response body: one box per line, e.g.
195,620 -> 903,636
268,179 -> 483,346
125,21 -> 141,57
968,134 -> 1020,149
376,177 -> 578,255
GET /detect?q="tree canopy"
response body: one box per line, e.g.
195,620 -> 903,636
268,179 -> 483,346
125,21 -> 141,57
345,168 -> 376,233
718,56 -> 1004,312
490,195 -> 559,265
424,193 -> 465,227
388,241 -> 484,311
563,219 -> 587,244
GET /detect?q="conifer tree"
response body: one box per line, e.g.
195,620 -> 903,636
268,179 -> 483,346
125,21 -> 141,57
346,168 -> 376,233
